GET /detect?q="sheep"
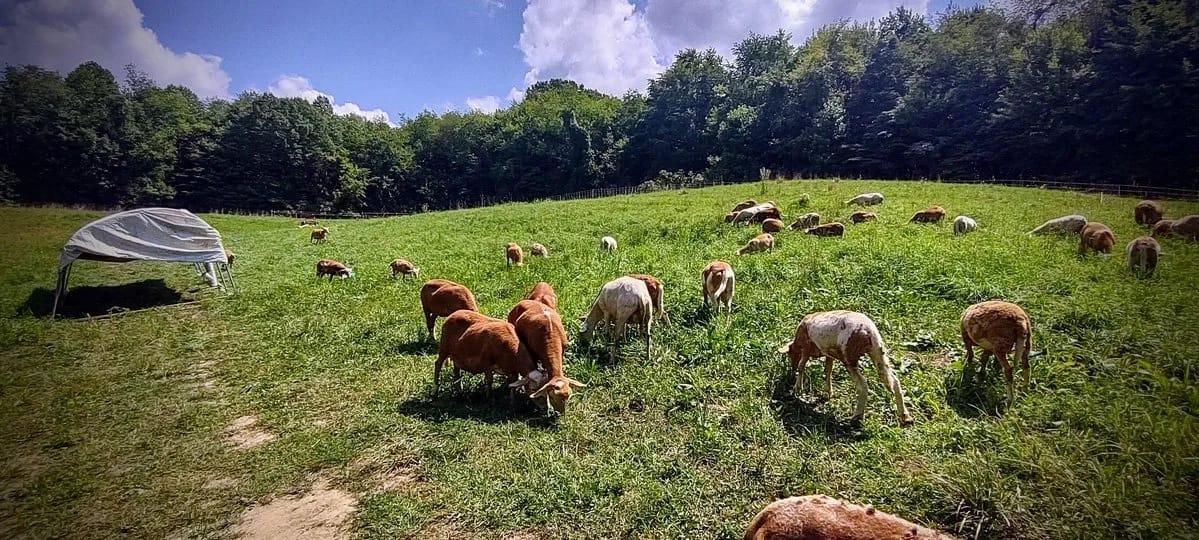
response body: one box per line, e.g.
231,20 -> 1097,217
579,276 -> 653,363
433,312 -> 544,397
909,206 -> 946,224
953,215 -> 978,235
629,273 -> 670,324
601,236 -> 618,252
315,259 -> 354,281
849,211 -> 877,224
390,258 -> 420,279
1079,222 -> 1116,255
724,212 -> 738,223
762,218 -> 785,233
1127,236 -> 1162,278
749,207 -> 783,224
523,281 -> 559,310
777,310 -> 913,425
805,222 -> 845,237
701,260 -> 735,312
1170,215 -> 1199,240
1151,219 -> 1175,238
420,279 -> 480,340
737,233 -> 775,255
961,300 -> 1032,404
310,227 -> 329,243
506,242 -> 524,267
731,200 -> 757,213
845,192 -> 884,206
530,242 -> 548,257
743,495 -> 957,540
734,204 -> 781,225
224,249 -> 235,266
789,212 -> 820,230
299,218 -> 318,227
1028,214 -> 1087,235
1134,200 -> 1164,226
512,300 -> 586,414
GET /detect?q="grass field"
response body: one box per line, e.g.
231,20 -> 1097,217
1,180 -> 1197,539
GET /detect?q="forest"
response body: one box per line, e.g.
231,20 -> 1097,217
0,1 -> 1195,213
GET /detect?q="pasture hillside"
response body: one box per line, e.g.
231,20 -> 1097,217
1,180 -> 1197,539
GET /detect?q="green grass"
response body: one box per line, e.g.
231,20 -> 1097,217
1,180 -> 1197,539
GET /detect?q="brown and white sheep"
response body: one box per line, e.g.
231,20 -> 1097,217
1170,215 -> 1199,240
702,260 -> 735,312
310,227 -> 329,243
732,200 -> 757,213
961,300 -> 1032,404
523,281 -> 559,310
805,222 -> 845,237
1028,214 -> 1087,235
511,300 -> 585,414
789,212 -> 820,230
845,192 -> 884,206
629,273 -> 670,324
737,233 -> 775,255
1079,222 -> 1116,255
579,276 -> 653,363
1134,200 -> 1164,226
743,495 -> 957,540
530,242 -> 548,257
1151,219 -> 1175,238
850,211 -> 877,224
724,212 -> 738,223
777,310 -> 913,425
1127,236 -> 1162,278
762,218 -> 785,233
601,236 -> 618,252
433,312 -> 544,397
506,242 -> 524,267
315,259 -> 354,280
390,258 -> 420,279
749,207 -> 783,224
909,206 -> 946,224
420,279 -> 480,340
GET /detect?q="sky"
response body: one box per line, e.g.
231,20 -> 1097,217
0,0 -> 980,125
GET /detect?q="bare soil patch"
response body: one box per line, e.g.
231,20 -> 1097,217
223,415 -> 276,450
231,479 -> 356,540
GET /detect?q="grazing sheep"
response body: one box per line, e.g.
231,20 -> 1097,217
601,236 -> 618,252
506,242 -> 524,267
1028,214 -> 1087,235
724,212 -> 738,223
961,301 -> 1032,404
629,273 -> 670,324
512,301 -> 585,414
299,218 -> 318,227
732,200 -> 757,213
224,249 -> 235,266
1151,219 -> 1175,238
390,258 -> 420,279
850,211 -> 877,224
737,233 -> 775,255
909,206 -> 946,224
1134,200 -> 1164,226
530,242 -> 548,257
762,218 -> 785,233
1170,215 -> 1199,240
734,204 -> 782,224
315,259 -> 354,281
702,260 -> 735,312
434,309 -> 495,391
523,281 -> 559,310
1079,222 -> 1116,255
744,495 -> 956,540
579,276 -> 653,363
953,216 -> 978,235
1127,236 -> 1162,278
434,313 -> 544,397
778,310 -> 913,425
805,222 -> 845,237
310,227 -> 329,243
845,192 -> 884,206
420,279 -> 480,340
789,212 -> 820,230
749,207 -> 783,224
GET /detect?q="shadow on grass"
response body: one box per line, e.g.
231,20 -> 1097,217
393,340 -> 437,356
22,279 -> 186,319
943,365 -> 1006,418
398,384 -> 558,428
768,367 -> 871,442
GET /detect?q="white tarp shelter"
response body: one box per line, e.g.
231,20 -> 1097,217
52,208 -> 233,318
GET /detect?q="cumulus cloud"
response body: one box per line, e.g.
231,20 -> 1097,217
268,75 -> 392,124
473,47 -> 486,57
0,0 -> 232,98
465,95 -> 502,113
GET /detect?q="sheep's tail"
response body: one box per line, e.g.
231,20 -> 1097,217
711,271 -> 728,303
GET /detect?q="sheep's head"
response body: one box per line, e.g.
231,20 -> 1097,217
341,267 -> 355,278
412,267 -> 421,277
508,370 -> 548,394
531,376 -> 586,414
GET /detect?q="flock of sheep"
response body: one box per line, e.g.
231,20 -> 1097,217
293,191 -> 1193,539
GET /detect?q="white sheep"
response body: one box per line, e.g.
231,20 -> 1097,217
953,216 -> 978,235
579,276 -> 652,362
600,236 -> 618,252
845,192 -> 884,206
1028,214 -> 1087,235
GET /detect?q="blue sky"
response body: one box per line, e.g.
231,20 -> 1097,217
0,0 -> 979,123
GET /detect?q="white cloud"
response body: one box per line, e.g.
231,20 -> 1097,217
0,0 -> 232,98
267,75 -> 392,124
473,47 -> 486,56
506,87 -> 526,104
465,95 -> 502,113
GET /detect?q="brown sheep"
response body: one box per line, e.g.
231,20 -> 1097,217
702,260 -> 735,312
749,207 -> 782,224
530,242 -> 548,257
789,212 -> 820,230
629,273 -> 670,324
805,222 -> 845,237
315,259 -> 353,281
737,233 -> 775,255
1171,215 -> 1199,240
762,218 -> 785,233
744,495 -> 957,540
434,313 -> 543,397
1151,219 -> 1175,238
523,281 -> 559,310
961,301 -> 1032,404
512,300 -> 585,414
389,258 -> 420,279
1134,200 -> 1164,226
224,249 -> 235,266
850,211 -> 877,224
310,227 -> 329,243
420,279 -> 480,340
909,206 -> 946,224
732,200 -> 757,213
506,242 -> 524,267
1079,222 -> 1116,255
1127,236 -> 1162,278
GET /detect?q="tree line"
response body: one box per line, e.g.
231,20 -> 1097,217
1,1 -> 1195,213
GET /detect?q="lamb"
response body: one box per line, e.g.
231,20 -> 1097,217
579,276 -> 653,363
310,227 -> 329,243
909,206 -> 946,224
629,273 -> 670,324
433,312 -> 544,397
530,242 -> 548,257
953,216 -> 978,235
1151,219 -> 1175,237
315,259 -> 354,281
1079,222 -> 1116,255
805,222 -> 845,237
761,218 -> 785,233
224,249 -> 235,266
789,212 -> 820,230
523,281 -> 559,310
777,310 -> 913,425
601,236 -> 618,252
701,260 -> 735,312
850,211 -> 877,224
731,200 -> 757,213
743,495 -> 957,540
737,233 -> 775,255
512,300 -> 586,414
390,258 -> 420,279
1170,215 -> 1199,240
845,192 -> 884,206
1127,236 -> 1162,278
1134,200 -> 1164,226
961,300 -> 1032,404
1028,214 -> 1087,235
506,242 -> 524,267
420,279 -> 480,340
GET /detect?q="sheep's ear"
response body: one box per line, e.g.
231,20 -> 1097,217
566,377 -> 587,388
777,341 -> 793,354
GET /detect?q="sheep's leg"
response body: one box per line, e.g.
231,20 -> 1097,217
611,318 -> 625,364
726,280 -> 735,311
791,349 -> 810,396
483,370 -> 494,394
823,357 -> 834,401
644,317 -> 652,362
998,352 -> 1014,404
847,362 -> 869,423
433,355 -> 446,396
871,349 -> 913,425
978,351 -> 992,385
425,313 -> 437,341
962,329 -> 975,381
1020,331 -> 1032,391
